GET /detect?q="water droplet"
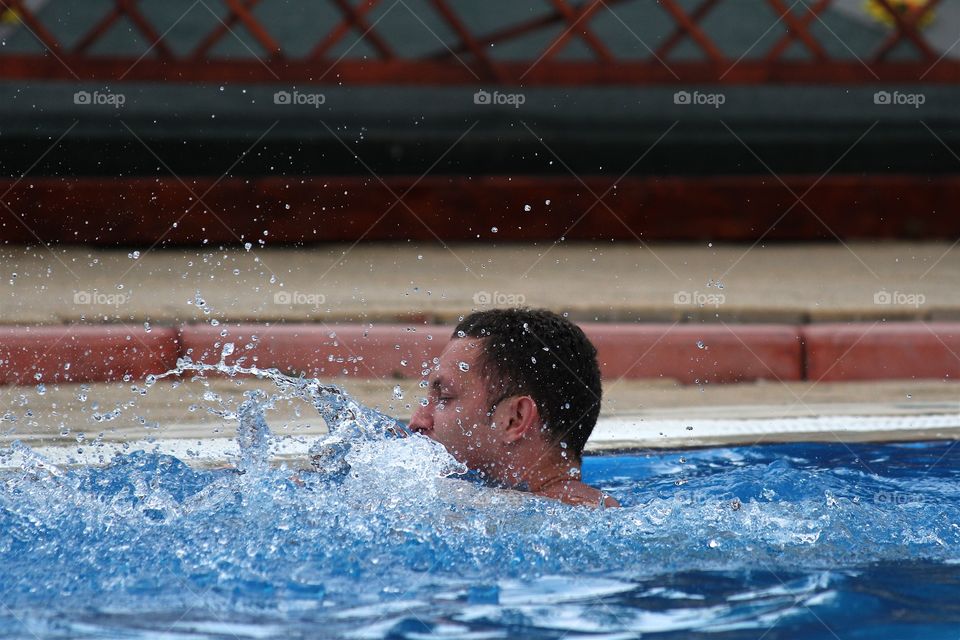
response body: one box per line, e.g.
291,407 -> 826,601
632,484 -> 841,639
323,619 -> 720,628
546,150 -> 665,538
491,226 -> 498,233
523,204 -> 532,212
392,385 -> 404,400
696,340 -> 705,349
143,321 -> 151,333
458,361 -> 470,372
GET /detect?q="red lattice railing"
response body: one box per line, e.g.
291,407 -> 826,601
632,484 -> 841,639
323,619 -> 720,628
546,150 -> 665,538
0,0 -> 957,83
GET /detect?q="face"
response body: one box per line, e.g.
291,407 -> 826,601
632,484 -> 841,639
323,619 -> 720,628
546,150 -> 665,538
407,338 -> 504,473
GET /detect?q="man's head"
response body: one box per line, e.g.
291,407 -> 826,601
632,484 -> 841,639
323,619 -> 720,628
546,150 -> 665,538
408,308 -> 602,485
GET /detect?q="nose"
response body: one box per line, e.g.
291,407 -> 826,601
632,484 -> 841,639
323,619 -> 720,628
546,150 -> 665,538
408,400 -> 434,435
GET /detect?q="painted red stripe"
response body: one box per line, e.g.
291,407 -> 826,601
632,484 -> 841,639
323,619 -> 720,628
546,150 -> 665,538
0,326 -> 180,385
179,322 -> 802,384
179,324 -> 446,380
803,322 -> 960,381
3,322 -> 958,386
583,323 -> 803,384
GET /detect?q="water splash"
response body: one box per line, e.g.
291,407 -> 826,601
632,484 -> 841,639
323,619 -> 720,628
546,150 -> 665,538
148,356 -> 413,475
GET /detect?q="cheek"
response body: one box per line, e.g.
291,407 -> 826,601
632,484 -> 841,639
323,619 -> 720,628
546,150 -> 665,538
438,403 -> 489,439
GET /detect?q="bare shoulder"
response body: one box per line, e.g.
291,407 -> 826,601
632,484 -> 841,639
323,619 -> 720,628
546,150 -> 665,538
539,481 -> 620,509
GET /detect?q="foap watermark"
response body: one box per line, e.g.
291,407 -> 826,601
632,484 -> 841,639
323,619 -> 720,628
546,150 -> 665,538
874,289 -> 925,308
274,90 -> 326,108
473,291 -> 526,306
273,290 -> 326,308
874,491 -> 927,505
473,90 -> 526,109
73,290 -> 130,307
873,90 -> 925,109
674,90 -> 725,109
674,290 -> 725,308
74,90 -> 126,108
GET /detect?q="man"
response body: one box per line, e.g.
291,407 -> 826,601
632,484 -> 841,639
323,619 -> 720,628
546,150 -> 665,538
408,308 -> 619,508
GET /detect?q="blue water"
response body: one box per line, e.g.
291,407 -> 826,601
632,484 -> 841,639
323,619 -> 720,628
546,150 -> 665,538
1,361 -> 958,638
2,437 -> 958,639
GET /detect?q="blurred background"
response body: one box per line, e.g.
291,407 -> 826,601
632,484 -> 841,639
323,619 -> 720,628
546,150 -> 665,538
2,0 -> 960,243
2,0 -> 960,447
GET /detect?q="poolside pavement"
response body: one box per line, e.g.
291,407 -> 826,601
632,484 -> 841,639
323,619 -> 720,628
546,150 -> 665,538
2,242 -> 959,458
3,242 -> 958,325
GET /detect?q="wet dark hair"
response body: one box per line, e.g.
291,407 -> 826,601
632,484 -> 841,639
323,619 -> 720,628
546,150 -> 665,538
452,308 -> 602,459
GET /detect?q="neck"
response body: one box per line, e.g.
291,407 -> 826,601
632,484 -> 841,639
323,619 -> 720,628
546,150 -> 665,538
509,452 -> 582,494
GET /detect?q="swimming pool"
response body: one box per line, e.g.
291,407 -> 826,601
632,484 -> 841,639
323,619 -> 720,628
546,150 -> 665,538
2,431 -> 958,639
1,362 -> 957,639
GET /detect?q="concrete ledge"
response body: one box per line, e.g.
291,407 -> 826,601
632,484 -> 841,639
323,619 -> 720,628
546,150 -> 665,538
0,325 -> 180,385
4,244 -> 958,327
803,322 -> 960,381
589,413 -> 960,450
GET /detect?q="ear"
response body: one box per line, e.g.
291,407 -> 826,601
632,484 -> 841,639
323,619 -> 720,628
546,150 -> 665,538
498,395 -> 540,444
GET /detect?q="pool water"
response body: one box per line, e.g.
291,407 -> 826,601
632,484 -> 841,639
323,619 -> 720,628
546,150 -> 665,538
1,434 -> 958,639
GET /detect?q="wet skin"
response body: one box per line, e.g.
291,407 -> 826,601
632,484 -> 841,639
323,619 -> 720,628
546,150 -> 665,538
408,338 -> 619,508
